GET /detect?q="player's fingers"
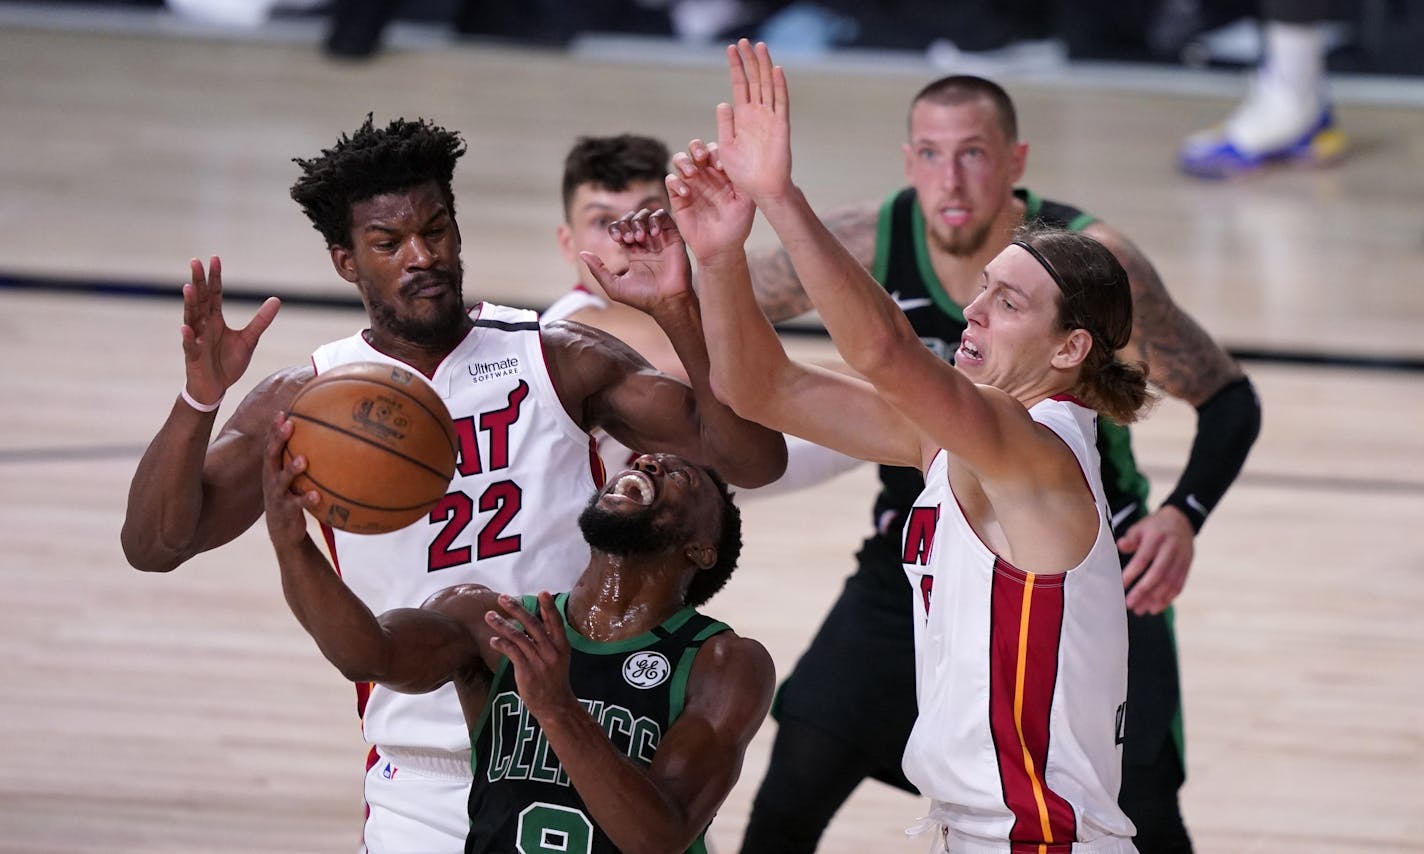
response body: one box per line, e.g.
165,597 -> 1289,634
208,256 -> 223,302
665,172 -> 690,201
689,139 -> 711,166
1125,553 -> 1167,613
1122,566 -> 1156,614
773,64 -> 789,118
735,39 -> 760,104
189,257 -> 207,293
716,102 -> 735,150
578,251 -> 616,291
1120,547 -> 1150,590
241,296 -> 282,345
629,207 -> 653,242
536,592 -> 567,654
187,259 -> 213,325
649,209 -> 676,240
180,322 -> 200,361
754,41 -> 775,108
486,610 -> 535,658
726,43 -> 748,105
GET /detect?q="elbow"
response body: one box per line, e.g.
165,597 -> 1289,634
708,368 -> 773,424
334,661 -> 380,685
120,527 -> 182,573
724,434 -> 788,489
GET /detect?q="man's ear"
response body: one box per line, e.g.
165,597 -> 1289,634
556,222 -> 577,265
1051,327 -> 1093,371
1009,140 -> 1029,184
685,543 -> 717,571
330,245 -> 359,284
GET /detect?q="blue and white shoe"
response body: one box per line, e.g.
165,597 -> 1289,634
1179,90 -> 1347,179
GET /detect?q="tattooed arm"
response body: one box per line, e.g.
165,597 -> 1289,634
745,200 -> 881,323
1085,221 -> 1261,615
1085,222 -> 1243,404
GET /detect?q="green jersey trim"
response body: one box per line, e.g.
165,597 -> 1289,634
908,201 -> 966,324
1098,420 -> 1151,512
872,190 -> 897,284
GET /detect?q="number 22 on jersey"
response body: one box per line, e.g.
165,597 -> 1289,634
429,381 -> 529,571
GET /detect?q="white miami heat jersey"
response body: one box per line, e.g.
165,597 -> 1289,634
312,303 -> 602,753
900,396 -> 1136,850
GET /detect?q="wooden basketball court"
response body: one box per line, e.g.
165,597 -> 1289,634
1,18 -> 1421,853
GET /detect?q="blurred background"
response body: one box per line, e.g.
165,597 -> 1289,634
2,1 -> 1422,852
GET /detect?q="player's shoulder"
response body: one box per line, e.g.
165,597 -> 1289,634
693,630 -> 774,687
683,629 -> 775,728
539,316 -> 647,367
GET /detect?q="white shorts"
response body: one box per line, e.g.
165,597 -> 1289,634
362,746 -> 474,854
917,822 -> 1138,854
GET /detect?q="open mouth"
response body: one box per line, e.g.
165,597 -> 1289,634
958,338 -> 983,362
608,471 -> 655,506
940,206 -> 970,227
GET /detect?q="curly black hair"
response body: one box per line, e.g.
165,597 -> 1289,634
683,467 -> 743,609
290,114 -> 467,249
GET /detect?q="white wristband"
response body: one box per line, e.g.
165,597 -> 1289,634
180,386 -> 224,413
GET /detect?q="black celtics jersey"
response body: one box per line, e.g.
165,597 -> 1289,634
466,593 -> 729,854
866,187 -> 1151,564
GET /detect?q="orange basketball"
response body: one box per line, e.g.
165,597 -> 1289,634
285,362 -> 458,534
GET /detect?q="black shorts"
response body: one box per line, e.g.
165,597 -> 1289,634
772,535 -> 920,792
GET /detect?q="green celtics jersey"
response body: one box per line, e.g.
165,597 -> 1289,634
466,592 -> 730,854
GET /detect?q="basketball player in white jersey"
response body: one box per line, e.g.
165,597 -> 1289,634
545,132 -> 861,492
642,41 -> 1151,851
120,115 -> 786,853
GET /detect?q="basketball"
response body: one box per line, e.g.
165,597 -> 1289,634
285,362 -> 458,534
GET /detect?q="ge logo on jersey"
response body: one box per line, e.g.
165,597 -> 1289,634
623,651 -> 670,689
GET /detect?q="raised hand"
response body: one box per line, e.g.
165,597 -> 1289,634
580,208 -> 691,315
486,592 -> 576,717
715,39 -> 793,204
262,413 -> 319,549
665,139 -> 755,264
181,256 -> 281,406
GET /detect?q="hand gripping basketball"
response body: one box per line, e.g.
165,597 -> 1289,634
284,363 -> 458,534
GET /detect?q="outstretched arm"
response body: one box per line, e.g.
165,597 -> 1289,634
1087,223 -> 1261,614
121,256 -> 291,572
489,593 -> 774,854
714,41 -> 1037,476
263,414 -> 487,693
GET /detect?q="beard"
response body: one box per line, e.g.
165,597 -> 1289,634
577,497 -> 678,558
366,260 -> 468,346
929,219 -> 995,258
